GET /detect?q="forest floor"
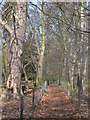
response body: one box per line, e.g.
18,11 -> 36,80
0,84 -> 89,120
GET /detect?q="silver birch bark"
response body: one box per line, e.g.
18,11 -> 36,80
81,2 -> 86,95
0,9 -> 2,120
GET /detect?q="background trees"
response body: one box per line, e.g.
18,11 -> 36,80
0,1 -> 89,110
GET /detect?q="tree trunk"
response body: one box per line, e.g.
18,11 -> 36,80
0,25 -> 2,100
7,2 -> 26,99
22,64 -> 28,82
36,1 -> 45,85
37,45 -> 45,84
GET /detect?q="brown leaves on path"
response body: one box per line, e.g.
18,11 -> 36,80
0,84 -> 89,119
33,84 -> 89,119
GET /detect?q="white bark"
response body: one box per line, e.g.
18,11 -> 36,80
81,2 -> 86,95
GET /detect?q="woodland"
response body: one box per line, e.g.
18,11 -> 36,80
0,0 -> 90,119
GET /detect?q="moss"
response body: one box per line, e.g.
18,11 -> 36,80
44,90 -> 49,94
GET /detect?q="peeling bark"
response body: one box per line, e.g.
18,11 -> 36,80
4,2 -> 27,99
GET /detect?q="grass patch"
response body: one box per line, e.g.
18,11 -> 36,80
0,88 -> 2,97
24,97 -> 32,103
85,80 -> 90,85
44,90 -> 49,94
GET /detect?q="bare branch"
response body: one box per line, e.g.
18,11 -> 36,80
0,19 -> 13,35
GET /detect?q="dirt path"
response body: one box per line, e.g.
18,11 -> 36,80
1,84 -> 89,119
33,84 -> 88,119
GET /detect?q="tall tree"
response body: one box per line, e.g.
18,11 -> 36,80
1,2 -> 26,99
36,1 -> 45,85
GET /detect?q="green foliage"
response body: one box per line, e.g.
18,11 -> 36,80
78,86 -> 80,112
85,80 -> 89,85
44,90 -> 49,94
